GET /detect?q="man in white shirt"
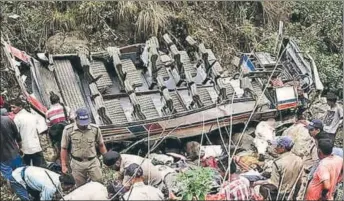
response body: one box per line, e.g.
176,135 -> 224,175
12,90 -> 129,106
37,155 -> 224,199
62,181 -> 109,200
10,99 -> 46,167
323,92 -> 343,142
122,163 -> 164,200
11,166 -> 75,201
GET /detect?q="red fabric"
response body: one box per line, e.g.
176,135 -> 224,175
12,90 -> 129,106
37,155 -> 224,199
8,112 -> 15,120
26,94 -> 47,113
9,46 -> 30,63
0,96 -> 4,107
220,176 -> 252,200
271,77 -> 284,87
206,175 -> 252,201
201,156 -> 218,169
252,192 -> 264,201
305,155 -> 343,200
206,194 -> 226,200
46,107 -> 67,126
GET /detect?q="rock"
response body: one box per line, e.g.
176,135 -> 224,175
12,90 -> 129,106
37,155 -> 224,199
46,31 -> 89,54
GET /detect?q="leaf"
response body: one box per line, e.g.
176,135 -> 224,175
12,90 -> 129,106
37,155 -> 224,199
186,193 -> 193,200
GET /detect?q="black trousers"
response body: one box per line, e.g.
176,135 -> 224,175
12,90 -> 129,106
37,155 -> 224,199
27,187 -> 40,201
260,184 -> 290,201
23,152 -> 46,168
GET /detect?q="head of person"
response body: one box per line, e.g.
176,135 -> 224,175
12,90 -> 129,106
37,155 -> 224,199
59,173 -> 76,191
266,118 -> 276,128
185,141 -> 202,160
305,119 -> 323,138
46,162 -> 62,174
326,92 -> 337,107
75,107 -> 90,130
317,139 -> 333,159
49,92 -> 60,105
9,99 -> 24,114
107,181 -> 127,200
124,163 -> 144,186
273,136 -> 294,154
103,150 -> 122,171
314,131 -> 331,143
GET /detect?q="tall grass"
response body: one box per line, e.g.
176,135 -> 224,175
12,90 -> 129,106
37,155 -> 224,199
135,2 -> 170,37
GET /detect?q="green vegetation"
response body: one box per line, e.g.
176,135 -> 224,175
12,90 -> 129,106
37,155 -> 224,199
177,167 -> 215,200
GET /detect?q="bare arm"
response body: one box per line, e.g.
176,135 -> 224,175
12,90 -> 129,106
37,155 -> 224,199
60,126 -> 71,173
253,180 -> 270,186
96,127 -> 107,154
60,148 -> 68,167
98,143 -> 107,155
318,165 -> 331,200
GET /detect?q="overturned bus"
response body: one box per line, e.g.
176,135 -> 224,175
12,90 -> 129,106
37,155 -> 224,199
1,35 -> 323,149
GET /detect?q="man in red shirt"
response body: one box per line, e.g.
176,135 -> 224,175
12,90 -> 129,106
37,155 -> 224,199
305,139 -> 343,200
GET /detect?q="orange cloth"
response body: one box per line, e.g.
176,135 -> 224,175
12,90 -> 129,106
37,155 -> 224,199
234,155 -> 263,172
206,193 -> 226,200
305,155 -> 343,200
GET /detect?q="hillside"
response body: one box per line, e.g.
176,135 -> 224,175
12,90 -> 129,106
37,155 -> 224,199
1,1 -> 342,97
0,1 -> 343,200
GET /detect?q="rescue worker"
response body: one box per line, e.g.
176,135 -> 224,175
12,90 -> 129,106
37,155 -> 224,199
282,115 -> 318,200
306,145 -> 344,200
46,92 -> 72,160
11,166 -> 75,201
297,121 -> 332,200
155,165 -> 181,196
107,181 -> 128,200
10,99 -> 47,167
122,163 -> 164,200
60,107 -> 107,187
102,150 -> 164,190
322,92 -> 343,142
63,181 -> 108,200
254,136 -> 303,200
0,116 -> 24,190
305,139 -> 343,200
305,119 -> 331,142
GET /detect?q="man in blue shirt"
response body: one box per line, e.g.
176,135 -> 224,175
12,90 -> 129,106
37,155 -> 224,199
11,166 -> 75,201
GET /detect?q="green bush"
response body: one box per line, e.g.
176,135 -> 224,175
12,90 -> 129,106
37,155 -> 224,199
177,167 -> 215,200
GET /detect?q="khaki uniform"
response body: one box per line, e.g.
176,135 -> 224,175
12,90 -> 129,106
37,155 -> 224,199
123,181 -> 164,200
61,123 -> 103,187
297,142 -> 318,200
155,165 -> 180,194
270,151 -> 303,197
120,154 -> 163,188
282,123 -> 318,200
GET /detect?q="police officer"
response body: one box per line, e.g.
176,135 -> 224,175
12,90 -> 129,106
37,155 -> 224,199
60,107 -> 107,187
122,163 -> 164,200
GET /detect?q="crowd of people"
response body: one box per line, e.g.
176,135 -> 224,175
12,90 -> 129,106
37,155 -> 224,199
0,90 -> 343,201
